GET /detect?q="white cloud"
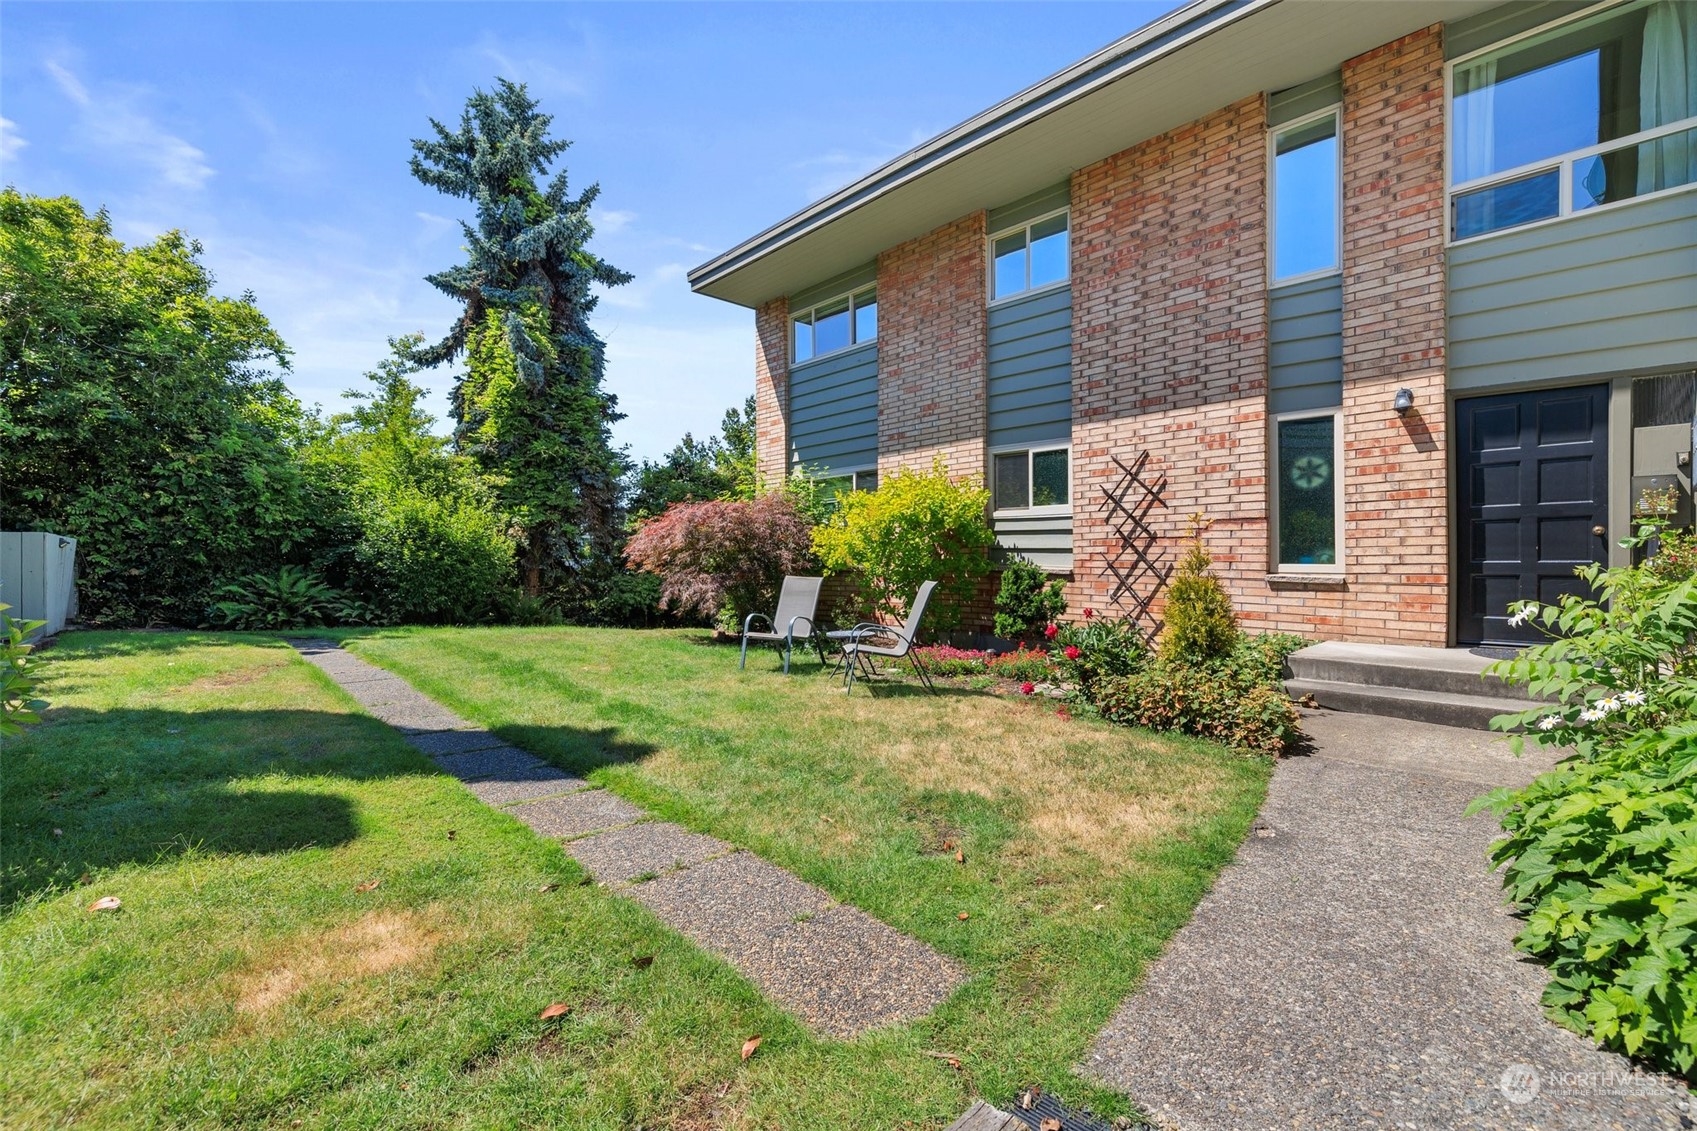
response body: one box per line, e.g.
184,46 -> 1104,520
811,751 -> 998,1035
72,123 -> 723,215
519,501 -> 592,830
594,207 -> 636,234
0,117 -> 26,163
44,57 -> 213,191
469,29 -> 597,101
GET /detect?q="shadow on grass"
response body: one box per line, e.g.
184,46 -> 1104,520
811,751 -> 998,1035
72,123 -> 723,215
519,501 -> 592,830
1,705 -> 657,909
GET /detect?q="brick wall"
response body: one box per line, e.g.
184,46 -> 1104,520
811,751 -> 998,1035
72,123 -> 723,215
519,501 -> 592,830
876,213 -> 989,483
1068,95 -> 1273,629
1335,24 -> 1449,645
754,297 -> 789,487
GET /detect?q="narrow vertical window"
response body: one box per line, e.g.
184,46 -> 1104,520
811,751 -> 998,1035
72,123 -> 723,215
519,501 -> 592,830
1275,414 -> 1340,568
1271,112 -> 1340,282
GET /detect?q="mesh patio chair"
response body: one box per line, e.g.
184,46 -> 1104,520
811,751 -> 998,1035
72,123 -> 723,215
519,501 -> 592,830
840,580 -> 938,695
739,576 -> 825,674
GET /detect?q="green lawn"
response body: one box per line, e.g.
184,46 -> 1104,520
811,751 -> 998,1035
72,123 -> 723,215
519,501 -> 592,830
2,628 -> 1270,1129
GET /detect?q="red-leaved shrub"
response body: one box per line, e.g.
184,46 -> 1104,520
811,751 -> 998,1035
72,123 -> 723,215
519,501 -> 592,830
624,494 -> 813,627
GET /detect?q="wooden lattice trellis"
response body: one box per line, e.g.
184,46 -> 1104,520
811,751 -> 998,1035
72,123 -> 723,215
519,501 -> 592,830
1096,451 -> 1171,645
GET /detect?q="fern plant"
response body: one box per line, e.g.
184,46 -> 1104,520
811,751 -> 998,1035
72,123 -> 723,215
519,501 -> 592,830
209,566 -> 373,630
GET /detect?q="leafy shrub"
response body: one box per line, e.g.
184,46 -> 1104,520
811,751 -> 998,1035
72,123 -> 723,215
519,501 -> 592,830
1,604 -> 48,738
1095,663 -> 1298,754
1053,610 -> 1148,699
1471,731 -> 1697,1078
1159,517 -> 1238,664
624,492 -> 814,628
1475,521 -> 1697,1077
811,462 -> 994,632
352,490 -> 516,625
208,566 -> 372,630
902,645 -> 994,678
987,646 -> 1058,683
994,557 -> 1066,643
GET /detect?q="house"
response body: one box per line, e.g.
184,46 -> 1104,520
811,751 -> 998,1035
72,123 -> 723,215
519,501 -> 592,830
688,0 -> 1697,648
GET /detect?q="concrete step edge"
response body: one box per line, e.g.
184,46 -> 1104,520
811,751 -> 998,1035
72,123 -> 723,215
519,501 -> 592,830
1285,677 -> 1537,732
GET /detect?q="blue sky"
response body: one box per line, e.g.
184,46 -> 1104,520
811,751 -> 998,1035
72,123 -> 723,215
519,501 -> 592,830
2,1 -> 1179,463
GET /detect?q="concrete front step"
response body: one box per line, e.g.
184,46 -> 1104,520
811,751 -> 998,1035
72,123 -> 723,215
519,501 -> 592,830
1284,677 -> 1535,731
1285,641 -> 1537,700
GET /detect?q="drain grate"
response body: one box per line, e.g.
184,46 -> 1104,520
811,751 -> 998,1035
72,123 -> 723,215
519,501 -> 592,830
1005,1089 -> 1141,1131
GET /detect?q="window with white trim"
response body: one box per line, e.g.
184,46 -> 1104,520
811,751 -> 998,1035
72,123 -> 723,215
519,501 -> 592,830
990,210 -> 1069,301
1448,0 -> 1697,241
792,286 -> 876,363
1270,109 -> 1341,282
816,467 -> 878,505
992,446 -> 1069,512
1272,411 -> 1342,569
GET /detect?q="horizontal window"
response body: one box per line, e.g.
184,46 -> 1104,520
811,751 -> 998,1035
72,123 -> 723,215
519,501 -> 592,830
1274,413 -> 1340,569
1271,110 -> 1340,281
993,446 -> 1069,512
1449,0 -> 1697,239
817,468 -> 878,505
990,211 -> 1068,301
793,287 -> 876,363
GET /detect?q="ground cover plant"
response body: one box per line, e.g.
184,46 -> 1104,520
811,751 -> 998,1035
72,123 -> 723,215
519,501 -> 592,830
1473,523 -> 1697,1080
288,625 -> 1269,1126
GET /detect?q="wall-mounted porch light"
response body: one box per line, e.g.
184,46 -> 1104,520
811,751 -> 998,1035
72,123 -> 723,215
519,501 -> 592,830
1393,387 -> 1415,416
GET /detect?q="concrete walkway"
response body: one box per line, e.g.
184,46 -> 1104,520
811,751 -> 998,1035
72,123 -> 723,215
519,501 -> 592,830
293,640 -> 963,1039
1085,709 -> 1692,1130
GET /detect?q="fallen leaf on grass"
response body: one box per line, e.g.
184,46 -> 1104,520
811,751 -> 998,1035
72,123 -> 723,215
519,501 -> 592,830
955,849 -> 965,864
89,896 -> 121,912
921,1049 -> 963,1069
740,1035 -> 762,1061
355,879 -> 381,893
1019,1085 -> 1041,1109
52,828 -> 63,838
631,955 -> 654,969
539,1002 -> 572,1020
446,830 -> 456,841
538,883 -> 559,893
1040,1119 -> 1062,1131
941,839 -> 955,851
957,912 -> 970,921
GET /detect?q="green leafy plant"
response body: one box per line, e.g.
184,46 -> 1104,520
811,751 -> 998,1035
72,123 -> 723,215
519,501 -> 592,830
1052,610 -> 1148,700
351,490 -> 515,625
1159,515 -> 1238,664
993,557 -> 1067,643
811,461 -> 994,632
1,604 -> 48,737
208,566 -> 373,630
1093,639 -> 1300,755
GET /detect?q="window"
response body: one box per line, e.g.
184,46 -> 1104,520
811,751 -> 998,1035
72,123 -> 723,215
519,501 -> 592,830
1449,0 -> 1697,240
990,211 -> 1069,300
1271,110 -> 1340,282
792,287 -> 876,363
817,468 -> 878,505
1273,413 -> 1341,569
992,446 -> 1069,512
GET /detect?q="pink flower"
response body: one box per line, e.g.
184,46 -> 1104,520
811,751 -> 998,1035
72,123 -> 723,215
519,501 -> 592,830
1083,608 -> 1095,620
1020,681 -> 1035,696
1064,645 -> 1081,660
1043,624 -> 1059,640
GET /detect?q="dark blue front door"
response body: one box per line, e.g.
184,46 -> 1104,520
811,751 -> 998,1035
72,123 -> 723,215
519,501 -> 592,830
1455,385 -> 1610,646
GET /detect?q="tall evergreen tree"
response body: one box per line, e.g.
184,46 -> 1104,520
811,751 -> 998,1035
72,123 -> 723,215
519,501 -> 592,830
409,79 -> 632,595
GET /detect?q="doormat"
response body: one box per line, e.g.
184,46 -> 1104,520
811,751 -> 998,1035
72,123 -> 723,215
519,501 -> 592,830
1469,645 -> 1523,660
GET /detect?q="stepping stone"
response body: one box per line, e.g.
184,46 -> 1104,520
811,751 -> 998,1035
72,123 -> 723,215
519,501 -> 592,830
566,821 -> 732,886
465,767 -> 590,807
389,713 -> 483,736
627,851 -> 832,954
428,743 -> 540,777
340,684 -> 443,710
507,790 -> 645,838
406,729 -> 510,758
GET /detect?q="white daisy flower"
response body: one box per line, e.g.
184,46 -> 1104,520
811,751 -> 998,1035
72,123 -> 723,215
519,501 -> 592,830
1621,689 -> 1647,707
1537,715 -> 1560,731
1599,697 -> 1621,714
1506,609 -> 1528,628
1579,708 -> 1605,724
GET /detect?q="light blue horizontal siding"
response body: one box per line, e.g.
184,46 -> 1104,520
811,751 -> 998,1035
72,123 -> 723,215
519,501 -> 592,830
1268,72 -> 1340,126
1448,191 -> 1697,391
988,284 -> 1072,448
789,341 -> 877,473
995,512 -> 1073,573
1269,274 -> 1342,414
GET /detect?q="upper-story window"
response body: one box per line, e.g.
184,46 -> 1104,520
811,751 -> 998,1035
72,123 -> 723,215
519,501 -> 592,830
990,210 -> 1069,300
1270,109 -> 1341,282
1449,0 -> 1697,241
992,445 -> 1069,513
792,286 -> 876,363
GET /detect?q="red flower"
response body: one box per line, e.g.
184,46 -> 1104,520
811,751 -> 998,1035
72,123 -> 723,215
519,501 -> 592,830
1055,706 -> 1071,720
1020,681 -> 1035,696
1064,645 -> 1080,660
1083,608 -> 1095,620
1043,624 -> 1059,640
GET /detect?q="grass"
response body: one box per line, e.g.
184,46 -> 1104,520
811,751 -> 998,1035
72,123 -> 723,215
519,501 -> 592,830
1,627 -> 1270,1129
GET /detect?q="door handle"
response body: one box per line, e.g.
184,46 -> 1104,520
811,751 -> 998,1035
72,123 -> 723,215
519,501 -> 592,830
1593,525 -> 1607,536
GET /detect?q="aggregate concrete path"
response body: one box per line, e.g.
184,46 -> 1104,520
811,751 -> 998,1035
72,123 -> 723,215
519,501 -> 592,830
1085,708 -> 1693,1131
292,639 -> 963,1039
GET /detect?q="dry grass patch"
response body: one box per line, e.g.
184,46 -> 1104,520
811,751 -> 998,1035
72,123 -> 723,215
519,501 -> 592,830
233,906 -> 456,1015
